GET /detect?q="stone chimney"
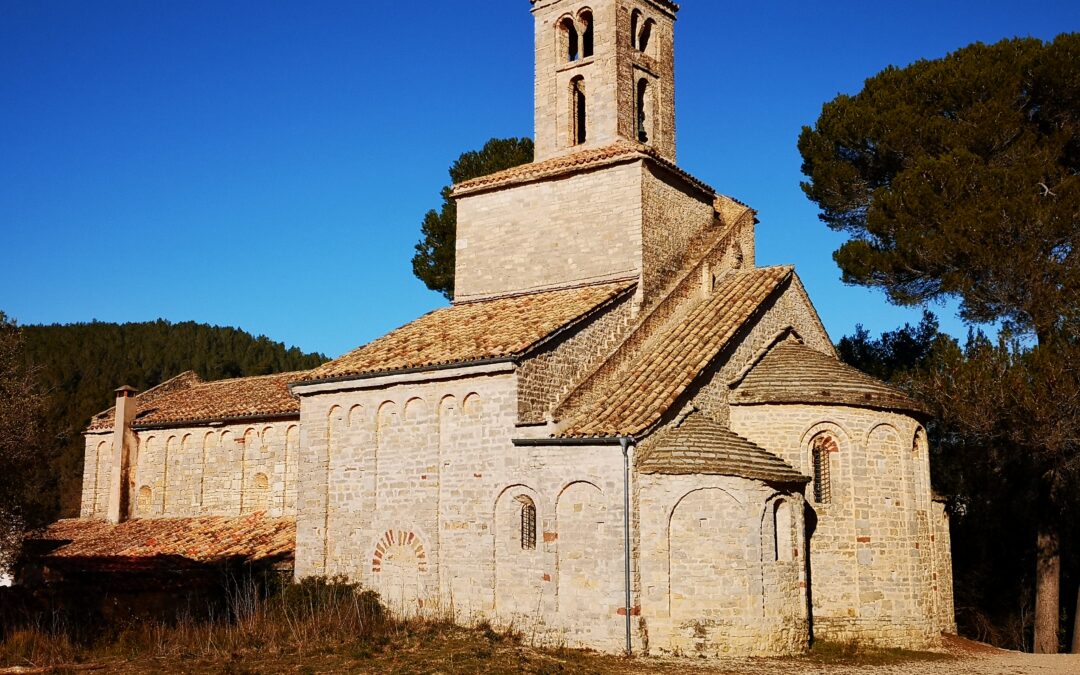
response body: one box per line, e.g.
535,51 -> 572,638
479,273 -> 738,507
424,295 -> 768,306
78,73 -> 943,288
105,385 -> 138,524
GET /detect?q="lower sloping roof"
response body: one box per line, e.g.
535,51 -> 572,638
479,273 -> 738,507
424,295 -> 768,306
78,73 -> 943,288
730,341 -> 928,415
558,266 -> 794,438
298,280 -> 635,383
638,413 -> 808,484
89,371 -> 310,431
39,514 -> 295,574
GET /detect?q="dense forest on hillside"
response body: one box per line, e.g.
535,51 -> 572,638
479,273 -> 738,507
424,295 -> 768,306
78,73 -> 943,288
19,320 -> 327,518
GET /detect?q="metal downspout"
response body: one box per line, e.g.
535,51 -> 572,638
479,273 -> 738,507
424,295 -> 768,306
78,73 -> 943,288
619,436 -> 634,656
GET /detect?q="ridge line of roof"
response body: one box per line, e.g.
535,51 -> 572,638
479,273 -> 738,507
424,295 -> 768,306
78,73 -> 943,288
452,276 -> 637,306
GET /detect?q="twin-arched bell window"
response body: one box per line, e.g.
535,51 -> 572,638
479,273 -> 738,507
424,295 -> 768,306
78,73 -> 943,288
558,10 -> 594,63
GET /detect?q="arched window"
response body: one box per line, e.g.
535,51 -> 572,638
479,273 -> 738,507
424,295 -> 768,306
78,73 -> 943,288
559,17 -> 579,63
773,500 -> 793,562
579,10 -> 594,58
638,19 -> 654,54
571,76 -> 587,145
517,496 -> 537,550
811,435 -> 836,504
630,9 -> 642,49
636,78 -> 650,143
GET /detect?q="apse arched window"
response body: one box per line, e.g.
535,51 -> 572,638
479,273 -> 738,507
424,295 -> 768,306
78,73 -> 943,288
517,496 -> 537,550
630,9 -> 642,49
559,17 -> 579,63
579,10 -> 594,58
636,78 -> 650,143
571,76 -> 587,145
811,434 -> 836,504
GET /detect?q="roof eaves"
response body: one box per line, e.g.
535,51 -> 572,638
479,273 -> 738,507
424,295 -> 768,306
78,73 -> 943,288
289,356 -> 518,391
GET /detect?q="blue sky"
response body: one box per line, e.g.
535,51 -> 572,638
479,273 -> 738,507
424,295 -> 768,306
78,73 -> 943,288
1,1 -> 1076,358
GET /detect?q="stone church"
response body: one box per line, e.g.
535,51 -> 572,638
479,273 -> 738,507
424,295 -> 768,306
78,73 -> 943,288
48,0 -> 956,657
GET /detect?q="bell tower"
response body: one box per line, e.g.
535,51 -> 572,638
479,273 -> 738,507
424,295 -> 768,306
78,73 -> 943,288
531,0 -> 678,162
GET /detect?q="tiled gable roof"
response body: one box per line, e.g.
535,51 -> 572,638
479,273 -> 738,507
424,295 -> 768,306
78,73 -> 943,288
638,413 -> 808,484
452,141 -> 714,197
89,371 -> 309,431
559,266 -> 794,438
731,341 -> 928,415
40,514 -> 296,572
299,280 -> 635,383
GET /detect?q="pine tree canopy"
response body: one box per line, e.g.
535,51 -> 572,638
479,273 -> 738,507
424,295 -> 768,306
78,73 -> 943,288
799,35 -> 1080,341
412,138 -> 534,300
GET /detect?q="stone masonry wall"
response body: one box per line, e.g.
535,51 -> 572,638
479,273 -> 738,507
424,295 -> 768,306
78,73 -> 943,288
640,164 -> 714,300
636,472 -> 808,656
81,420 -> 300,520
454,162 -> 643,301
729,403 -> 949,647
517,291 -> 635,424
294,370 -> 631,651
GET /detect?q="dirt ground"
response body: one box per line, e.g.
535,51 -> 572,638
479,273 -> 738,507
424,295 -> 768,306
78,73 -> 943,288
2,635 -> 1078,674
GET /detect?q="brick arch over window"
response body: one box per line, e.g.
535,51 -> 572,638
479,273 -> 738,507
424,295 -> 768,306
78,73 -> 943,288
371,529 -> 430,615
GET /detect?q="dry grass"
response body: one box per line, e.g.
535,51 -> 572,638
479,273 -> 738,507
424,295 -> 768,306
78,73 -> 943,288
0,580 -> 964,674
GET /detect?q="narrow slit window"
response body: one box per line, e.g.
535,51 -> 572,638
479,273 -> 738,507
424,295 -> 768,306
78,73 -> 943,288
519,498 -> 537,550
812,436 -> 835,504
636,78 -> 650,143
630,10 -> 642,49
571,77 -> 587,145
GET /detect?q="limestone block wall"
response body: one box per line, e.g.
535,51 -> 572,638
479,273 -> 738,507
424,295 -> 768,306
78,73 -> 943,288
294,369 -> 632,652
455,162 -> 643,301
640,164 -> 714,300
517,292 -> 635,424
729,403 -> 949,647
636,472 -> 809,656
81,420 -> 300,520
80,432 -> 113,518
931,500 -> 958,633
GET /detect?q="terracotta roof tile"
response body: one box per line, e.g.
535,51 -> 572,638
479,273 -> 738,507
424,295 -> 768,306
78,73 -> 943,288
638,413 -> 808,484
301,281 -> 635,382
41,514 -> 295,571
731,341 -> 928,415
452,141 -> 714,197
89,371 -> 309,431
559,266 -> 793,438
